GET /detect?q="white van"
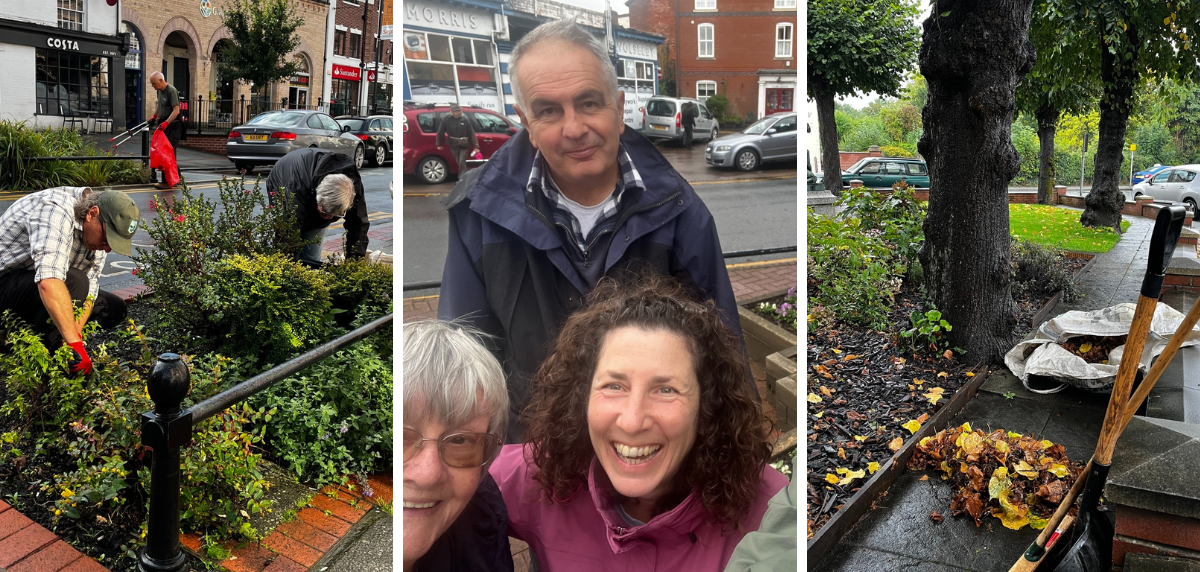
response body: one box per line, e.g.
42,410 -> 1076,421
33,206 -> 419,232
641,97 -> 720,144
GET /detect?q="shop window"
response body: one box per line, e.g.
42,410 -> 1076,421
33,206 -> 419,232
695,0 -> 716,9
58,0 -> 84,31
406,61 -> 456,96
122,23 -> 141,70
427,34 -> 452,62
36,49 -> 111,117
335,30 -> 347,57
452,37 -> 474,64
457,66 -> 497,97
774,0 -> 797,7
776,23 -> 793,58
473,39 -> 493,66
405,32 -> 428,61
638,62 -> 654,80
698,24 -> 714,58
697,81 -> 716,102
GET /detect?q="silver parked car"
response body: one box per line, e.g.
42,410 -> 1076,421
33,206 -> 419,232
640,96 -> 720,144
1132,164 -> 1200,211
226,110 -> 366,173
706,112 -> 798,171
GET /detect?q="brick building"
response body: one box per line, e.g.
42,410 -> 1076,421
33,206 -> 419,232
626,0 -> 796,122
116,0 -> 329,132
327,0 -> 394,117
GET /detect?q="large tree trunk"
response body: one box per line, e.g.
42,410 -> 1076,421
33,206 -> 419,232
815,90 -> 843,196
1080,23 -> 1139,231
1036,104 -> 1058,205
917,0 -> 1035,364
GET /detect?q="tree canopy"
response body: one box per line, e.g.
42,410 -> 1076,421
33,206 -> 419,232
218,0 -> 304,95
806,0 -> 922,101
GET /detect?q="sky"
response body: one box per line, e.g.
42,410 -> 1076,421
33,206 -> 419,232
555,0 -> 630,15
837,1 -> 933,109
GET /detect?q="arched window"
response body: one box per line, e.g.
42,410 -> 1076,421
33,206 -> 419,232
289,54 -> 312,109
122,23 -> 142,70
698,24 -> 714,58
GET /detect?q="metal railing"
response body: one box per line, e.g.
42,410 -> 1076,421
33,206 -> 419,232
185,95 -> 392,136
136,313 -> 393,572
400,245 -> 799,292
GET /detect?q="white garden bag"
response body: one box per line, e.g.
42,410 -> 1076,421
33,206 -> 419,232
1004,302 -> 1200,393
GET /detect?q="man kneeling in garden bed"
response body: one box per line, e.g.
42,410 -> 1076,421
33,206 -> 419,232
0,187 -> 138,375
264,148 -> 369,268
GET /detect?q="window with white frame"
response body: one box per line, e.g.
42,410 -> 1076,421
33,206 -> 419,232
697,81 -> 716,102
695,0 -> 716,9
58,0 -> 84,31
774,0 -> 797,7
776,23 -> 793,58
698,24 -> 714,58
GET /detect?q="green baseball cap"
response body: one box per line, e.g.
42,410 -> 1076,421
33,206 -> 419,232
97,191 -> 140,256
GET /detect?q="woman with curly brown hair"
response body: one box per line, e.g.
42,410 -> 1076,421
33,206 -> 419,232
488,274 -> 789,570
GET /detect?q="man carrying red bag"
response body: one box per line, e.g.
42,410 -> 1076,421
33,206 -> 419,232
149,71 -> 181,189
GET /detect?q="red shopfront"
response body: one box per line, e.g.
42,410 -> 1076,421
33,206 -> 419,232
331,64 -> 361,115
758,70 -> 797,118
765,88 -> 793,115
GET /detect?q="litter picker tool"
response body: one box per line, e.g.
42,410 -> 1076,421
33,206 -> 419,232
1009,205 -> 1186,572
109,120 -> 148,147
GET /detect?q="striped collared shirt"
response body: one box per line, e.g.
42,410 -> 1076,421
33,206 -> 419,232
0,187 -> 105,300
526,144 -> 645,253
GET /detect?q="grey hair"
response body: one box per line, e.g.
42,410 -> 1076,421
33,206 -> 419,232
315,174 -> 355,217
509,19 -> 619,113
73,188 -> 99,223
403,320 -> 509,460
149,71 -> 164,82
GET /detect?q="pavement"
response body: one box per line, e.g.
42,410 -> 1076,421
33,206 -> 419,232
81,132 -> 233,171
814,212 -> 1196,571
319,509 -> 393,572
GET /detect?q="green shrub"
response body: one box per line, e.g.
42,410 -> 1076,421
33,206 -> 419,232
900,307 -> 955,355
325,257 -> 393,317
0,318 -> 272,567
705,94 -> 729,119
210,254 -> 333,364
836,184 -> 926,278
1010,239 -> 1080,302
879,145 -> 913,158
807,210 -> 898,329
0,121 -> 145,190
252,337 -> 392,486
133,177 -> 305,347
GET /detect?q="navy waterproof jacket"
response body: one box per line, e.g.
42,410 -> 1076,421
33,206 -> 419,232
438,127 -> 745,442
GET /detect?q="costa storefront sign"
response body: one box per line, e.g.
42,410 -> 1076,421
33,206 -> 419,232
332,65 -> 361,81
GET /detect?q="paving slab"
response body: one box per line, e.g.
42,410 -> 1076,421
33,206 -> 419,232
318,510 -> 392,572
1108,416 -> 1200,520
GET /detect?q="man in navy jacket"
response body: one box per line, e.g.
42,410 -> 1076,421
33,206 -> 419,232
438,20 -> 745,443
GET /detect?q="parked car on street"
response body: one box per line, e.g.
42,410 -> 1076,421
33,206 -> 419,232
841,156 -> 930,189
1133,164 -> 1171,186
402,102 -> 520,184
335,115 -> 393,167
641,96 -> 720,145
226,110 -> 366,173
705,112 -> 798,171
1132,165 -> 1200,211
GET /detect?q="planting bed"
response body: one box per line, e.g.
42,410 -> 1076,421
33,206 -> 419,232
806,256 -> 1088,541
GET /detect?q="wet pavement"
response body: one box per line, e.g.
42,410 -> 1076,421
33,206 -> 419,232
814,211 -> 1191,571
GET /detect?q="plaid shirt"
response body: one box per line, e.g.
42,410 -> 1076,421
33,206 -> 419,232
0,187 -> 105,300
527,144 -> 645,254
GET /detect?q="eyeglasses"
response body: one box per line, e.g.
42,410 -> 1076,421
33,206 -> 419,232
403,428 -> 501,468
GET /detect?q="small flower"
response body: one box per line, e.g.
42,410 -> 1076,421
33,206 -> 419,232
174,215 -> 185,223
148,199 -> 158,210
320,432 -> 331,440
131,269 -> 139,276
267,205 -> 273,209
339,421 -> 349,434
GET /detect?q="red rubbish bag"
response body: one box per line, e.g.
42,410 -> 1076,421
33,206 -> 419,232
149,129 -> 180,187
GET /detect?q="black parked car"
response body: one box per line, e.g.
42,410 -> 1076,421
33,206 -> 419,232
335,115 -> 393,167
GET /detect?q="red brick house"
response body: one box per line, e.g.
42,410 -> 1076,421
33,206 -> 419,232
626,0 -> 797,122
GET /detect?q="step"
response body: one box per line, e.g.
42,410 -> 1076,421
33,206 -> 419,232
316,507 -> 392,572
1125,552 -> 1200,571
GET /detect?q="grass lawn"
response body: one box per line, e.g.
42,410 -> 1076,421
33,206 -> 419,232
1010,204 -> 1131,253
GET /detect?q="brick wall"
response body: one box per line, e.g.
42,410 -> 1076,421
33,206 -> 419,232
176,134 -> 228,155
839,148 -> 881,170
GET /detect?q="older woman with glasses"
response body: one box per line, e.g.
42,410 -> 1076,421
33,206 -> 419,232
489,274 -> 790,570
403,320 -> 513,572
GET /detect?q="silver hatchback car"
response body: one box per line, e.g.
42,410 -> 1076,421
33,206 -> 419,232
706,112 -> 798,171
641,97 -> 720,144
226,110 -> 366,173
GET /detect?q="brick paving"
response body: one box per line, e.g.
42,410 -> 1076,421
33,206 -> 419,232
180,473 -> 393,572
0,499 -> 106,571
401,258 -> 798,323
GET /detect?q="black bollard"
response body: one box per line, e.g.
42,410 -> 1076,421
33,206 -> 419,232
138,354 -> 193,572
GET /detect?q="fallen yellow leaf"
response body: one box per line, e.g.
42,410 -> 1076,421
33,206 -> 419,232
832,348 -> 842,354
819,386 -> 833,397
868,462 -> 881,474
920,474 -> 930,481
838,469 -> 866,486
826,473 -> 839,484
913,378 -> 925,386
807,393 -> 822,403
889,437 -> 904,451
924,392 -> 945,405
1079,342 -> 1093,354
838,447 -> 846,460
1014,460 -> 1039,479
937,372 -> 948,379
903,419 -> 922,434
965,372 -> 976,377
854,435 -> 868,442
815,412 -> 824,418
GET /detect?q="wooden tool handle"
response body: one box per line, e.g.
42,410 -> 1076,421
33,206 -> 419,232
1120,292 -> 1200,432
1095,294 -> 1159,464
1008,514 -> 1079,572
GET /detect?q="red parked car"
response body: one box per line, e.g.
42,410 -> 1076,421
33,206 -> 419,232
402,102 -> 521,184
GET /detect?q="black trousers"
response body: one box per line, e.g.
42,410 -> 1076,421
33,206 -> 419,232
0,267 -> 127,346
164,121 -> 181,181
683,126 -> 694,149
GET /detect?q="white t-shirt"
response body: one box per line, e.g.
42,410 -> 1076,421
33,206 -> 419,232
555,187 -> 617,239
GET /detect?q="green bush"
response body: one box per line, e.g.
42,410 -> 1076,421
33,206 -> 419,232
252,337 -> 393,485
0,318 -> 272,568
0,121 -> 147,190
1010,239 -> 1080,302
210,254 -> 333,364
705,94 -> 729,120
133,177 -> 305,348
836,184 -> 926,278
879,145 -> 913,158
325,257 -> 393,323
807,210 -> 898,329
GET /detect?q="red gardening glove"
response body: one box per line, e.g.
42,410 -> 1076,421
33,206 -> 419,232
66,341 -> 93,375
156,121 -> 167,131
